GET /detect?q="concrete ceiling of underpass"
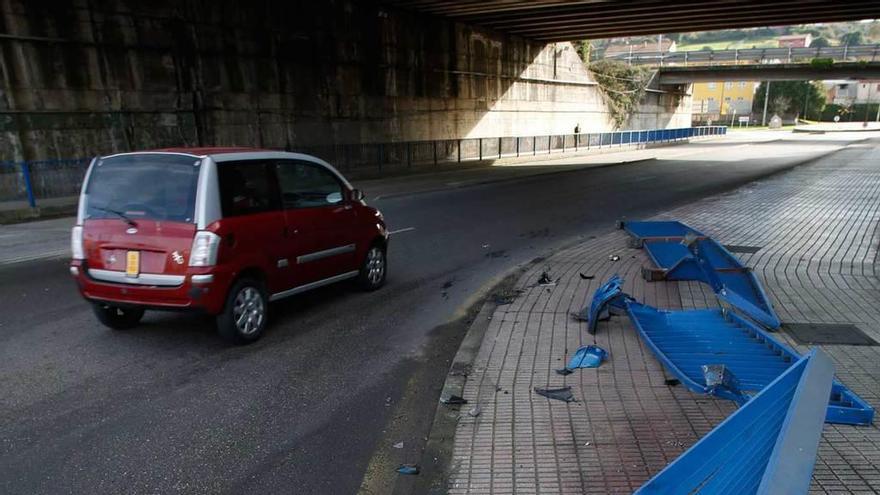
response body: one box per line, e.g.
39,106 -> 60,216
382,1 -> 880,42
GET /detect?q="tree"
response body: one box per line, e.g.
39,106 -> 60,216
840,31 -> 864,46
752,81 -> 826,120
811,37 -> 831,48
771,96 -> 791,116
868,22 -> 880,43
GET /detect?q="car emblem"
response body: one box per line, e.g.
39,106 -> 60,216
108,254 -> 117,264
171,251 -> 185,265
126,227 -> 138,235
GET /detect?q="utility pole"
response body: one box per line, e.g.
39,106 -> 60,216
658,34 -> 663,67
803,86 -> 810,122
761,81 -> 771,126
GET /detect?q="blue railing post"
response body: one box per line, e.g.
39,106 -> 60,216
21,162 -> 36,208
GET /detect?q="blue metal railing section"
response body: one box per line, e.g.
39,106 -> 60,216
0,126 -> 726,207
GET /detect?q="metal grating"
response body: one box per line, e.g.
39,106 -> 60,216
784,323 -> 878,346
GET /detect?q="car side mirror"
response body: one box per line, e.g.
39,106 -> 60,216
351,189 -> 365,201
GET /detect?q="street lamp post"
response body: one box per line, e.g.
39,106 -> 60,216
761,81 -> 771,126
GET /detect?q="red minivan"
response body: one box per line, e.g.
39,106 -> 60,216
70,148 -> 388,343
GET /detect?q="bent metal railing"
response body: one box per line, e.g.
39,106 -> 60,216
1,126 -> 726,208
599,44 -> 880,67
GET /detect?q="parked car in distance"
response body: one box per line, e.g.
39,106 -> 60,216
70,148 -> 388,343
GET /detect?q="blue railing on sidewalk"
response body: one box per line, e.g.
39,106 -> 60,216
0,126 -> 727,208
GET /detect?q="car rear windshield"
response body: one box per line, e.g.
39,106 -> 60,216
84,154 -> 201,223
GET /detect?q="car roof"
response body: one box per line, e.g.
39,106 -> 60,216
98,148 -> 354,189
150,146 -> 269,156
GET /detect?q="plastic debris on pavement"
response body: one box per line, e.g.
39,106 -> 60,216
567,345 -> 607,369
397,464 -> 420,475
467,405 -> 482,417
534,386 -> 575,402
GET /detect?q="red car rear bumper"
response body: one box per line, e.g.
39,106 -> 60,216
70,260 -> 233,314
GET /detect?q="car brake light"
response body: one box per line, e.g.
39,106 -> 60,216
189,231 -> 221,267
71,226 -> 84,260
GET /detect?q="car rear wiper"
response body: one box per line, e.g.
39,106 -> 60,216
92,206 -> 138,227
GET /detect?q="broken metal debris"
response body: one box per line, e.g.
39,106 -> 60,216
608,254 -> 620,261
595,272 -> 874,425
636,349 -> 835,494
393,442 -> 404,449
467,405 -> 482,417
397,464 -> 420,475
555,368 -> 574,376
537,271 -> 554,285
534,386 -> 575,403
621,219 -> 781,330
702,364 -> 746,402
579,273 -> 595,280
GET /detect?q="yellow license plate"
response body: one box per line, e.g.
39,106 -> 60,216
125,251 -> 140,278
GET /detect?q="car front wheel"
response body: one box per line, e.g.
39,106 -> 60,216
358,244 -> 387,291
92,303 -> 145,330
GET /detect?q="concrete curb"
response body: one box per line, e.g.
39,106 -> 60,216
407,272 -> 519,495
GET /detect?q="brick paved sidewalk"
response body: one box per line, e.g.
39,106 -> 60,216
447,138 -> 880,494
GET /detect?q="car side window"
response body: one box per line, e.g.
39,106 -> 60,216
217,160 -> 280,217
275,160 -> 345,209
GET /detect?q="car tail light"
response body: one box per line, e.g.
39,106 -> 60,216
189,231 -> 221,267
71,226 -> 84,260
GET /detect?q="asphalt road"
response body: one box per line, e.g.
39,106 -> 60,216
0,134 -> 863,494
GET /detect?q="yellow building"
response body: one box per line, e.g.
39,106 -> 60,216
692,81 -> 760,119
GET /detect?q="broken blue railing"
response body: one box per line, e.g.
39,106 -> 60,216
575,274 -> 631,334
582,275 -> 873,425
635,348 -> 834,495
625,299 -> 873,425
621,220 -> 781,330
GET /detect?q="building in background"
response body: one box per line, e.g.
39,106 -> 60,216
777,34 -> 813,48
825,80 -> 880,104
692,81 -> 760,124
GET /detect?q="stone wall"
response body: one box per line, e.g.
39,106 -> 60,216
0,0 -> 690,161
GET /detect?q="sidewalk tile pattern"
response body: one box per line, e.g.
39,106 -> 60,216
448,140 -> 880,494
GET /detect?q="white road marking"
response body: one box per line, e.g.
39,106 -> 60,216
389,227 -> 416,235
0,249 -> 69,265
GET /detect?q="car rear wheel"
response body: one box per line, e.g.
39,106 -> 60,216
357,244 -> 387,291
217,278 -> 268,344
92,303 -> 145,330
